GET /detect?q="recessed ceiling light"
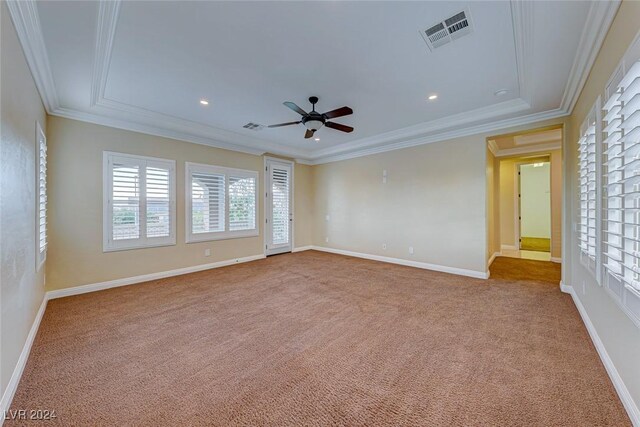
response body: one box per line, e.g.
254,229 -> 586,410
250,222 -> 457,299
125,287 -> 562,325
428,94 -> 438,100
200,99 -> 209,105
494,89 -> 509,97
314,138 -> 320,141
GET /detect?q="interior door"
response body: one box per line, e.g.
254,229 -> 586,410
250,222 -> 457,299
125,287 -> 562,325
265,159 -> 293,255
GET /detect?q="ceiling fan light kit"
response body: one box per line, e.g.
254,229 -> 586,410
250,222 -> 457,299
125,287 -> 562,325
268,96 -> 354,139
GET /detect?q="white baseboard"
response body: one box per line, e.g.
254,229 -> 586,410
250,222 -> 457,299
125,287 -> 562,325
47,254 -> 266,300
501,244 -> 519,251
551,257 -> 562,263
292,246 -> 313,253
0,295 -> 48,423
309,246 -> 488,279
563,284 -> 640,426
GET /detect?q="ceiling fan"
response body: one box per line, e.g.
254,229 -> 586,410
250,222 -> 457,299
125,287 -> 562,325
268,96 -> 353,139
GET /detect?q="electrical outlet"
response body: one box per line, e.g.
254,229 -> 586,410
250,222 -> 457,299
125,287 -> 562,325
382,169 -> 387,184
325,214 -> 330,221
325,237 -> 329,243
409,246 -> 414,255
205,249 -> 211,257
382,243 -> 387,250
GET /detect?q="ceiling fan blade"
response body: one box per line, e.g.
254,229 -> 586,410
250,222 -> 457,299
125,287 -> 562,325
322,106 -> 353,119
268,121 -> 301,128
325,121 -> 354,133
304,129 -> 315,139
283,101 -> 308,116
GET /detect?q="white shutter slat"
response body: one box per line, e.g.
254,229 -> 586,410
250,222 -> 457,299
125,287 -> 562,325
603,60 -> 640,293
112,163 -> 141,241
271,167 -> 290,245
228,176 -> 256,231
191,172 -> 225,234
146,166 -> 171,238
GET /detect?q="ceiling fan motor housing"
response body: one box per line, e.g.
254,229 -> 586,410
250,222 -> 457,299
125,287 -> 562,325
302,113 -> 325,131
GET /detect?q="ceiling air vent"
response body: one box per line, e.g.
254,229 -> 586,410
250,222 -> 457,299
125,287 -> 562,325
420,8 -> 473,51
243,122 -> 264,131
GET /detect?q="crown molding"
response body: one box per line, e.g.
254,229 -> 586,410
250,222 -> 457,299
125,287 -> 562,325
90,0 -> 120,107
310,98 -> 531,160
494,141 -> 561,158
5,0 -> 59,113
8,0 -> 615,166
307,108 -> 567,165
510,0 -> 534,105
560,0 -> 621,113
487,139 -> 499,157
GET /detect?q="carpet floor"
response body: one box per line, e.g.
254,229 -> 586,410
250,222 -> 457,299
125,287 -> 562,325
520,237 -> 551,252
8,252 -> 630,426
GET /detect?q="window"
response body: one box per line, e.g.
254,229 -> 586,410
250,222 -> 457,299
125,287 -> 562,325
103,152 -> 176,251
186,162 -> 258,242
578,103 -> 598,273
36,122 -> 47,270
602,60 -> 640,295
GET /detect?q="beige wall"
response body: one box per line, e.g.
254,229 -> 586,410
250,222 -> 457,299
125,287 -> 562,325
312,136 -> 488,275
498,150 -> 562,259
566,0 -> 640,413
1,2 -> 47,401
46,116 -> 313,291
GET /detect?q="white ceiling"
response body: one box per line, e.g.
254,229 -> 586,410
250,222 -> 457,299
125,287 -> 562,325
11,1 -> 619,163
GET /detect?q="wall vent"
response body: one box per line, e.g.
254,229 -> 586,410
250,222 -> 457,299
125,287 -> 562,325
243,122 -> 264,131
420,8 -> 473,51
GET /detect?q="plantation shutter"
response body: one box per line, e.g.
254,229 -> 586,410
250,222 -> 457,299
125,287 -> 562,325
112,159 -> 141,241
602,61 -> 640,292
271,165 -> 290,245
191,171 -> 226,234
146,164 -> 172,238
186,163 -> 258,242
578,107 -> 597,267
37,124 -> 47,267
104,152 -> 175,251
229,175 -> 256,231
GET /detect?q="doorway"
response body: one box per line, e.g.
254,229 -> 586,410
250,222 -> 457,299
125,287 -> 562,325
265,157 -> 293,255
518,162 -> 551,253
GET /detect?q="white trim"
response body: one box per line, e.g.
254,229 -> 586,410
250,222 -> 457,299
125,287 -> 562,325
5,0 -> 59,113
494,142 -> 562,158
305,108 -> 567,165
185,162 -> 259,244
90,0 -> 121,107
487,139 -> 499,157
560,0 -> 622,113
561,284 -> 640,426
103,151 -> 177,252
551,257 -> 562,263
35,121 -> 47,271
501,244 -> 519,251
510,0 -> 534,106
0,296 -> 48,421
292,245 -> 313,253
47,254 -> 266,300
309,246 -> 488,279
264,157 -> 295,256
8,0 -> 620,166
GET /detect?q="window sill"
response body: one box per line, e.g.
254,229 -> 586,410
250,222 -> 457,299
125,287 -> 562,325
186,230 -> 259,243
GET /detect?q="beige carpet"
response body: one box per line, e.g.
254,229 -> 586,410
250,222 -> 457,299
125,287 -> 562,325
521,237 -> 551,252
8,252 -> 629,426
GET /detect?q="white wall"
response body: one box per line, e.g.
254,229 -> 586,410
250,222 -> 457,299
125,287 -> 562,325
520,163 -> 551,239
0,2 -> 47,407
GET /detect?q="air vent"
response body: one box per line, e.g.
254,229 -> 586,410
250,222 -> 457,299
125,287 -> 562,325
420,8 -> 473,51
243,122 -> 264,131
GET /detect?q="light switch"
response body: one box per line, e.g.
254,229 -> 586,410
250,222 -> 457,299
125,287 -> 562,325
205,249 -> 211,257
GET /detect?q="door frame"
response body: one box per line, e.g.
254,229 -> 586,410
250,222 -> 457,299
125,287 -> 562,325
263,156 -> 295,256
516,159 -> 552,251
